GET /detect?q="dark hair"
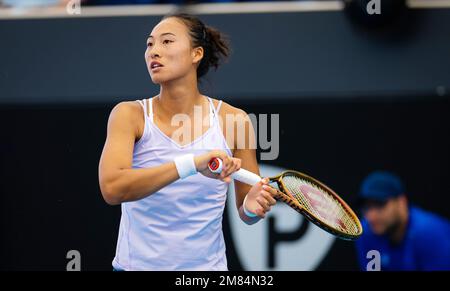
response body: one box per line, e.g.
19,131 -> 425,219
162,13 -> 230,79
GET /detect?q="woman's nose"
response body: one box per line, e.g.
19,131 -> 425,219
148,44 -> 161,59
150,51 -> 160,59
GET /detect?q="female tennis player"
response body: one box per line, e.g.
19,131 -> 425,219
98,13 -> 277,271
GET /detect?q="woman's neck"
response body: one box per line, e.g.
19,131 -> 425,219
157,73 -> 204,115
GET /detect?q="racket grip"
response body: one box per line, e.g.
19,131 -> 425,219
208,158 -> 262,185
231,169 -> 262,186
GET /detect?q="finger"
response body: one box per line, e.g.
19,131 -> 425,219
255,208 -> 266,219
221,160 -> 233,177
219,172 -> 231,183
220,156 -> 232,178
227,158 -> 239,173
222,176 -> 231,183
224,158 -> 240,177
253,180 -> 265,192
256,177 -> 265,186
235,158 -> 242,171
261,190 -> 277,206
220,168 -> 230,179
262,185 -> 279,198
261,177 -> 270,185
256,197 -> 271,211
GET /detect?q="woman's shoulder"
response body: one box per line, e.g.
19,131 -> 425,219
108,100 -> 146,139
111,100 -> 145,119
209,97 -> 248,116
112,99 -> 142,111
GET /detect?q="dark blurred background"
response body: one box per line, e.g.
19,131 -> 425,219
0,0 -> 449,270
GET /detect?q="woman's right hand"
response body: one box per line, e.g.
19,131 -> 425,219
194,150 -> 241,183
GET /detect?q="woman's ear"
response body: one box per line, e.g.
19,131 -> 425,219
192,46 -> 204,65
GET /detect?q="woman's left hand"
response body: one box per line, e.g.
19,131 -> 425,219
243,178 -> 278,218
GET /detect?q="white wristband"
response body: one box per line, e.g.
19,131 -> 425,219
174,154 -> 197,179
243,195 -> 257,218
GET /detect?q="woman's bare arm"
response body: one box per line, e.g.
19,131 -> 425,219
98,101 -> 180,205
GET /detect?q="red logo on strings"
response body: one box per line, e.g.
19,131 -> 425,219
300,184 -> 347,231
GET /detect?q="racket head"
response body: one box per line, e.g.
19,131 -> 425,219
272,171 -> 363,241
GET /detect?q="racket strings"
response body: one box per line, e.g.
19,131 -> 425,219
281,175 -> 359,235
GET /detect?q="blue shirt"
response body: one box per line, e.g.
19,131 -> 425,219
356,206 -> 450,271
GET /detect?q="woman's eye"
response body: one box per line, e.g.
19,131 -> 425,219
147,42 -> 153,47
163,40 -> 173,44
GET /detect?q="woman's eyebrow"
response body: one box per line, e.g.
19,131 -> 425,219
148,32 -> 176,38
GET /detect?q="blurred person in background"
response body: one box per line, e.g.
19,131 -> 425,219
356,171 -> 450,271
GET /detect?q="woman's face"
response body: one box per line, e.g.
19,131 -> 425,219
145,17 -> 203,84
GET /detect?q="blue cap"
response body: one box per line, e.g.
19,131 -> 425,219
359,171 -> 405,201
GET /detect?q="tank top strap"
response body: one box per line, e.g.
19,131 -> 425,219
138,98 -> 154,123
147,97 -> 154,123
207,97 -> 223,126
137,99 -> 146,116
215,100 -> 223,115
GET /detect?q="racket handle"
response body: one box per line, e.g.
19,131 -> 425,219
231,169 -> 262,185
208,158 -> 262,185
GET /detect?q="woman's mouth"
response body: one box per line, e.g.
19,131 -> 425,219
150,61 -> 164,72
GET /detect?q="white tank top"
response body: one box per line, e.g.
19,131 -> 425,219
112,97 -> 232,271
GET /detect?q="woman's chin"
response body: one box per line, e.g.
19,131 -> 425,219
151,75 -> 178,85
150,76 -> 164,84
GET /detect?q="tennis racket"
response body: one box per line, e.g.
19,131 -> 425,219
208,158 -> 363,241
